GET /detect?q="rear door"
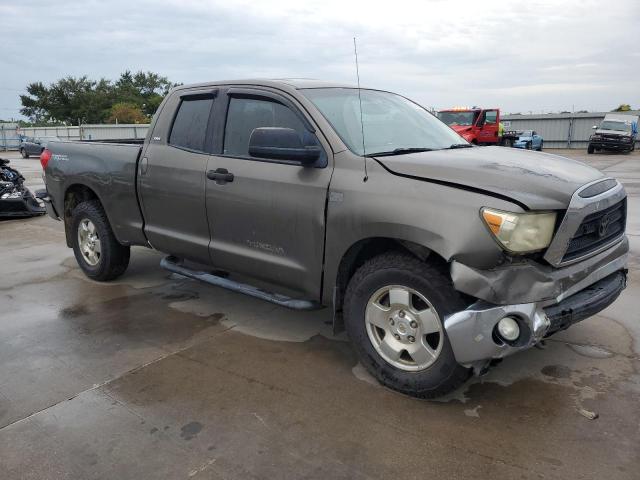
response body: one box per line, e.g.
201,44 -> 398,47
137,88 -> 217,263
477,109 -> 499,144
204,87 -> 333,299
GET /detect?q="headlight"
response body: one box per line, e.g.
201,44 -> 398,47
481,208 -> 557,253
591,135 -> 601,140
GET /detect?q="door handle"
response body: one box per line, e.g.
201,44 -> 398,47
207,168 -> 234,184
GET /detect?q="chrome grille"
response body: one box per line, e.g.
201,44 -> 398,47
543,178 -> 627,267
561,198 -> 626,262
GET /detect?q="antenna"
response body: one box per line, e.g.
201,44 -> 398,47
353,37 -> 368,182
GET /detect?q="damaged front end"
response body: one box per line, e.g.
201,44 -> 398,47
445,178 -> 629,374
0,158 -> 45,218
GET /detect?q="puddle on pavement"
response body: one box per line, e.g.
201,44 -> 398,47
568,343 -> 615,359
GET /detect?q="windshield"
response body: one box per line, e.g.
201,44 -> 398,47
437,111 -> 478,126
302,88 -> 466,155
519,130 -> 533,137
600,120 -> 630,132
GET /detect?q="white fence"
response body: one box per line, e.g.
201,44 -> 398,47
4,113 -> 639,151
0,123 -> 21,150
1,124 -> 150,150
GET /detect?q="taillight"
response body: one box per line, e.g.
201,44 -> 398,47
40,149 -> 52,169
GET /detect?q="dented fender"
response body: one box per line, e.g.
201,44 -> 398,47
450,236 -> 629,305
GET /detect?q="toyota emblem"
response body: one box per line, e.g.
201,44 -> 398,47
598,214 -> 611,238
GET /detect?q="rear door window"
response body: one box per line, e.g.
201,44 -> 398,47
169,97 -> 214,152
223,97 -> 308,156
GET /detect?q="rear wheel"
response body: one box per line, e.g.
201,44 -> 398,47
343,253 -> 471,398
537,141 -> 543,151
70,200 -> 130,281
20,148 -> 28,158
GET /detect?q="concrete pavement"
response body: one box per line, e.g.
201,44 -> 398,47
1,149 -> 639,479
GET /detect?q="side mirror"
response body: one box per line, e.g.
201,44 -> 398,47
248,127 -> 321,165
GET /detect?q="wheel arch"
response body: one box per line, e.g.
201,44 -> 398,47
63,184 -> 105,248
330,237 -> 450,331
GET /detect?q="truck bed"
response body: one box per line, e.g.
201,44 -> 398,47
45,140 -> 147,247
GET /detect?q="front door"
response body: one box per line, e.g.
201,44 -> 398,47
477,109 -> 499,144
205,89 -> 333,299
138,90 -> 216,263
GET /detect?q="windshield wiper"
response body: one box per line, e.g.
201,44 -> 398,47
447,143 -> 473,149
365,147 -> 433,157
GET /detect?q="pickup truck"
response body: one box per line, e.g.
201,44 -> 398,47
588,113 -> 638,154
40,79 -> 629,398
437,107 -> 502,145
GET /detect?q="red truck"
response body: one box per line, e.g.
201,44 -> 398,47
437,107 -> 501,145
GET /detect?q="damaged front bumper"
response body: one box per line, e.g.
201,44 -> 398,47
444,238 -> 628,368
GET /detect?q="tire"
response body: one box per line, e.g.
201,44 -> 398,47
20,148 -> 29,158
537,141 -> 543,151
526,142 -> 532,150
70,200 -> 130,281
343,253 -> 471,398
587,145 -> 594,154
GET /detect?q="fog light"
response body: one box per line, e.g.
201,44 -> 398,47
497,317 -> 520,342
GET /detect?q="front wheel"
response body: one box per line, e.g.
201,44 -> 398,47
526,142 -> 532,150
343,253 -> 471,398
20,148 -> 29,158
70,200 -> 130,281
537,141 -> 543,151
587,145 -> 594,154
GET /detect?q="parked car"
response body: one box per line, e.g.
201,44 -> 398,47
20,136 -> 60,158
39,79 -> 628,398
513,130 -> 543,150
588,113 -> 638,154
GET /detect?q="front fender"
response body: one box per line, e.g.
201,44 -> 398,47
321,155 -> 522,304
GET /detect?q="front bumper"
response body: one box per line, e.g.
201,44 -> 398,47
512,142 -> 529,149
445,238 -> 628,366
590,140 -> 633,151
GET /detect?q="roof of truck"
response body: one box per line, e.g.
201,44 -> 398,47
172,78 -> 357,92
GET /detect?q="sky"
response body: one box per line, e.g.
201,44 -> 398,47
1,0 -> 639,121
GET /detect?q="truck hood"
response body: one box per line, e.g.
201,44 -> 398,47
595,129 -> 631,137
450,125 -> 472,133
375,146 -> 604,210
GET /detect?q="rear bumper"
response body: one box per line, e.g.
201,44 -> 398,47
35,189 -> 60,220
445,239 -> 628,366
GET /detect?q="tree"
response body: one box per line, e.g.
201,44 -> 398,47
612,104 -> 632,112
20,71 -> 176,125
107,103 -> 148,124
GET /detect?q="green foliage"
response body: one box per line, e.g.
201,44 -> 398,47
20,71 -> 177,125
107,103 -> 148,124
612,104 -> 632,112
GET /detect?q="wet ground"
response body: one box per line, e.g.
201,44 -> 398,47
1,149 -> 639,479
